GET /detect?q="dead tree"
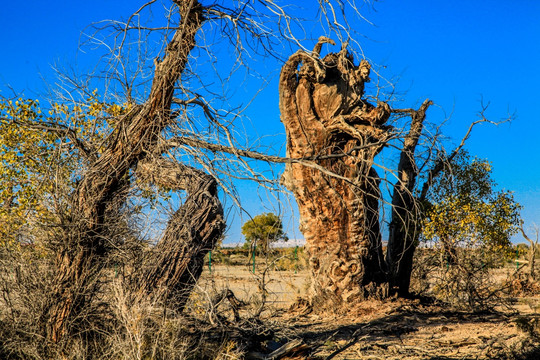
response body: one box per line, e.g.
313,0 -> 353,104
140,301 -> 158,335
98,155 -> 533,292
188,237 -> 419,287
280,38 -> 393,306
278,38 -> 437,305
135,157 -> 224,309
386,106 -> 502,296
44,1 -> 225,344
386,100 -> 432,296
520,225 -> 538,280
279,36 -> 505,304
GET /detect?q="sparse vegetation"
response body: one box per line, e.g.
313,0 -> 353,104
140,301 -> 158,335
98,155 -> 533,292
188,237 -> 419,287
0,0 -> 539,359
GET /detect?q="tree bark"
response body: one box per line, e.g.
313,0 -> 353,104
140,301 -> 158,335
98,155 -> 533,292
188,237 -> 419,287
386,100 -> 432,297
46,1 -> 205,344
280,39 -> 392,307
135,157 -> 225,309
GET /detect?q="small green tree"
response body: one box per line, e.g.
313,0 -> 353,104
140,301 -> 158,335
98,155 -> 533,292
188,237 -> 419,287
423,150 -> 521,256
241,213 -> 288,255
420,150 -> 521,309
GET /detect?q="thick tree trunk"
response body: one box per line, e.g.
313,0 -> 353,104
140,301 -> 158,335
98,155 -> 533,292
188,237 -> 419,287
280,39 -> 392,308
46,1 -> 205,344
135,158 -> 225,310
386,100 -> 432,297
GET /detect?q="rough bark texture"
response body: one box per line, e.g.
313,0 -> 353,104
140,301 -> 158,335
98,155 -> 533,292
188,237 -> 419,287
45,1 -> 212,344
135,158 -> 225,309
386,100 -> 432,296
280,39 -> 392,307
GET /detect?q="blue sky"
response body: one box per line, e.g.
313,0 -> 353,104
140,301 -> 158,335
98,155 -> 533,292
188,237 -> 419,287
364,0 -> 540,242
1,0 -> 539,243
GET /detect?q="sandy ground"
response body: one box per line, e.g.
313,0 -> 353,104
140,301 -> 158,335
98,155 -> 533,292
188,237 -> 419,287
194,264 -> 540,359
198,263 -> 307,307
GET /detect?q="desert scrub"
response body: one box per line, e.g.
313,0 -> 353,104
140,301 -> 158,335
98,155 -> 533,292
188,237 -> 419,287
272,247 -> 307,271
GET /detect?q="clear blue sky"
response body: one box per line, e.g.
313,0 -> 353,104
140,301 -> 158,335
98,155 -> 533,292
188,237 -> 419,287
1,1 -> 539,243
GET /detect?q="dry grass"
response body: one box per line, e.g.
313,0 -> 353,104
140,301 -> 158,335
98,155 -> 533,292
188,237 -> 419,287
2,247 -> 540,359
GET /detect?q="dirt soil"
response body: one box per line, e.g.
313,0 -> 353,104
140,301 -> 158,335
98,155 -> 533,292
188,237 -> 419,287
196,265 -> 540,359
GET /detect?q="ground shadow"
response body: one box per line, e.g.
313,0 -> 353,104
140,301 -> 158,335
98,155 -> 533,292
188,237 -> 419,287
282,302 -> 539,359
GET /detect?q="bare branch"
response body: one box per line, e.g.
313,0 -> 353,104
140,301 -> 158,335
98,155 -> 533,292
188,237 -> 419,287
419,104 -> 513,201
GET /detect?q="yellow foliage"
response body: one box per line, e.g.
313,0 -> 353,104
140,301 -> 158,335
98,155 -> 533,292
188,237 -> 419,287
0,94 -> 166,249
0,95 -> 126,247
422,151 -> 521,250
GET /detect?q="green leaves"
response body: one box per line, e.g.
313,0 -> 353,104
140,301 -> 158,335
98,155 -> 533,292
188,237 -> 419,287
241,212 -> 288,252
423,150 -> 521,250
0,95 -> 123,247
0,99 -> 61,246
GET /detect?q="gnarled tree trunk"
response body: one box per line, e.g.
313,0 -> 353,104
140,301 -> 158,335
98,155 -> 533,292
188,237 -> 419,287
135,157 -> 224,310
280,39 -> 392,308
45,1 -> 210,344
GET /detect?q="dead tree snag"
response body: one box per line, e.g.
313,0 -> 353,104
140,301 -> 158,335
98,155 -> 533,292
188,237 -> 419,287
386,99 -> 432,296
280,38 -> 392,307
